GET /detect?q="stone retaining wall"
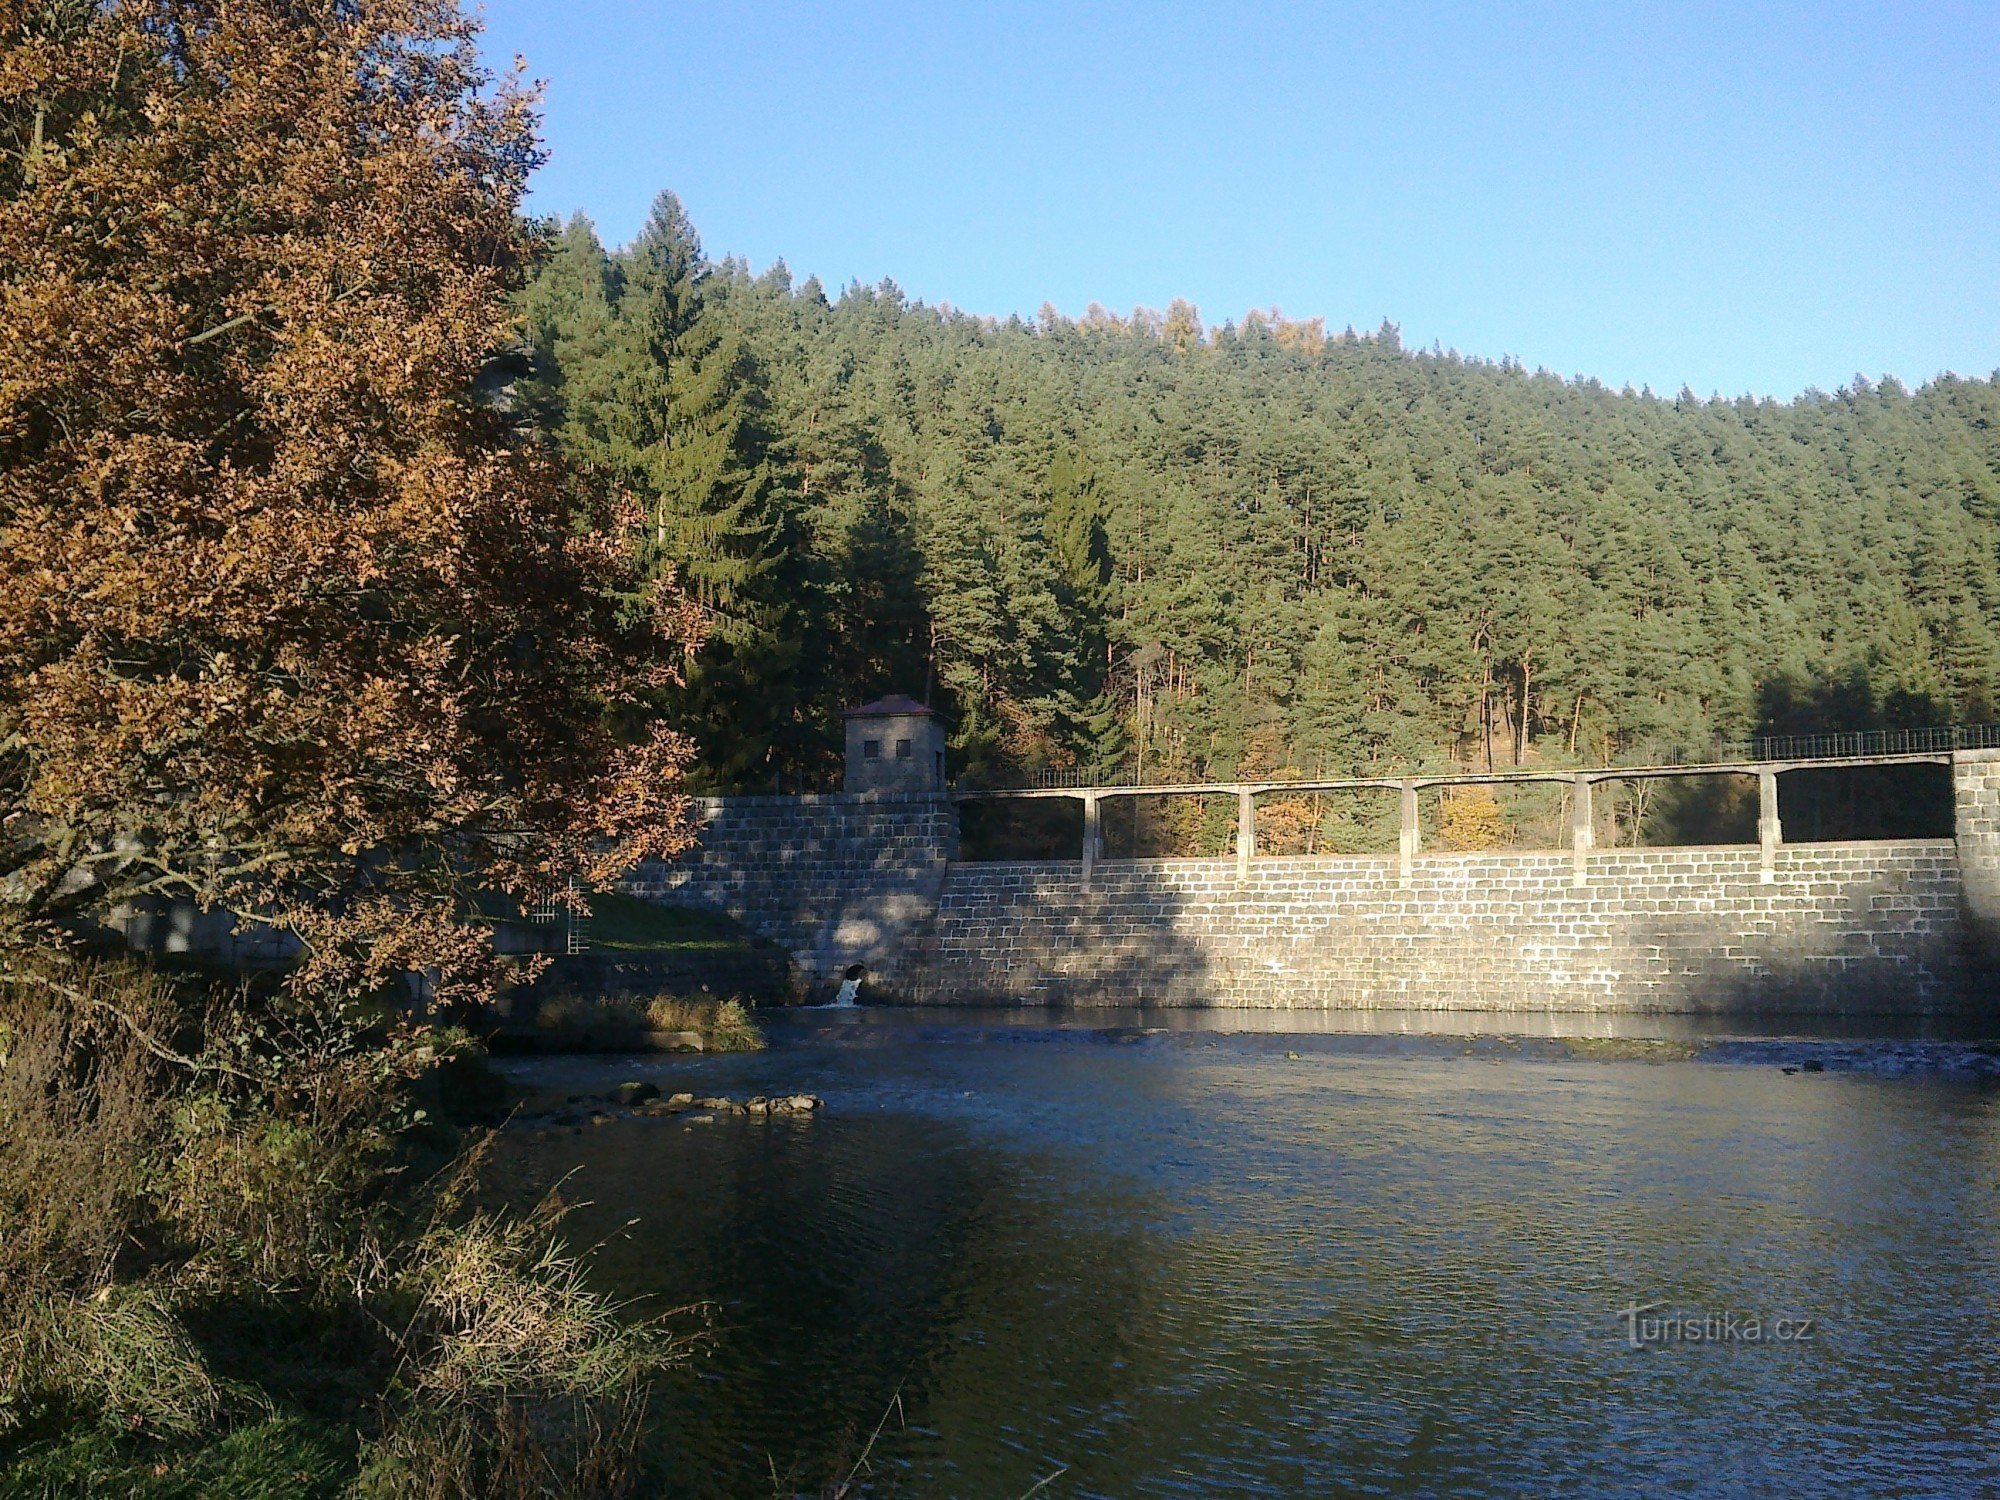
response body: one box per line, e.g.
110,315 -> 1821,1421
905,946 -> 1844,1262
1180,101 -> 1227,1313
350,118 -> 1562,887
621,792 -> 959,994
897,841 -> 1977,1012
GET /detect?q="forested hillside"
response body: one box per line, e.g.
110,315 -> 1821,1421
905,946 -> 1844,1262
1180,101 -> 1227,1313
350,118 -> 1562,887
519,192 -> 2000,808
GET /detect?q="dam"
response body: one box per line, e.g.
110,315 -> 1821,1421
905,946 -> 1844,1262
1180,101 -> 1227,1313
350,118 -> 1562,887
621,700 -> 2000,1015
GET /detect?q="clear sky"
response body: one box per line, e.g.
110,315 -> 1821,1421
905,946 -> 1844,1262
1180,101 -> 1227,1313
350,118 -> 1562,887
476,1 -> 1999,401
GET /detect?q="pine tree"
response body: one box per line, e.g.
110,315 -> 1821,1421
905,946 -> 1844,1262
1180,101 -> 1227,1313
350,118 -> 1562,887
1045,448 -> 1126,771
623,192 -> 788,612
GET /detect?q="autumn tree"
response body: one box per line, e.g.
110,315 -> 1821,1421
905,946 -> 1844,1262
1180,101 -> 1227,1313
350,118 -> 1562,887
0,0 -> 700,1003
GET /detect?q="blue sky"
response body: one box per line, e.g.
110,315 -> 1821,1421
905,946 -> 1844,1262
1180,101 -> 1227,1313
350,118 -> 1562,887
477,1 -> 1999,400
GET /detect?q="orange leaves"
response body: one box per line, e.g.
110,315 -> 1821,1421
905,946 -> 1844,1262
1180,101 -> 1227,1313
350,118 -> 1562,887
574,722 -> 700,883
0,0 -> 696,1006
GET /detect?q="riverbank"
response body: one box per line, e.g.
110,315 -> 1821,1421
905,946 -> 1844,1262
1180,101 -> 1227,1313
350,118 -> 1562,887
487,992 -> 769,1055
0,954 -> 679,1500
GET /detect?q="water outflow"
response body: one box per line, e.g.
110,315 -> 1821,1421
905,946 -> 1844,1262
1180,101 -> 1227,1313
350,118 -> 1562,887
830,977 -> 861,1008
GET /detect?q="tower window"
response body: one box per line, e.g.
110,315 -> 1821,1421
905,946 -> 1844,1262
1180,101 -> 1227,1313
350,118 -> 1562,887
863,739 -> 881,759
896,738 -> 913,759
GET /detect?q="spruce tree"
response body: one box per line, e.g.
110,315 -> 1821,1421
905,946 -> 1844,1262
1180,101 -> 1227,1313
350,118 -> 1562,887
1045,448 -> 1126,772
517,214 -> 628,473
623,191 -> 788,612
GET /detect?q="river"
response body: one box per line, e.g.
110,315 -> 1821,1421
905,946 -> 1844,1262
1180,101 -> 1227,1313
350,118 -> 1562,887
491,1009 -> 2000,1498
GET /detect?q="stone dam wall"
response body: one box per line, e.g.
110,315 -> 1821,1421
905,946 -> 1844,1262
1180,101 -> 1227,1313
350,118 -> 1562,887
902,842 -> 1971,1013
622,752 -> 2000,1014
623,792 -> 959,999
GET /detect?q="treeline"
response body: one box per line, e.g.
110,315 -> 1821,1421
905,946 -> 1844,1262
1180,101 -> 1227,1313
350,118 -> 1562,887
520,193 -> 2000,799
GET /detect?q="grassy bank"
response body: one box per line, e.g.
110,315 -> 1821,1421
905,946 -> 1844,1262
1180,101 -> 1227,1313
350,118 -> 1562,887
0,950 -> 688,1498
500,993 -> 767,1053
482,892 -> 763,957
2,1414 -> 352,1498
576,895 -> 754,954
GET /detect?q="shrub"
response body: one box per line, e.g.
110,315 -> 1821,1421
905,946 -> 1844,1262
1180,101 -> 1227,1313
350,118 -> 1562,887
12,1285 -> 230,1440
676,996 -> 765,1053
0,953 -> 177,1433
640,993 -> 765,1050
156,1001 -> 460,1300
529,991 -> 766,1051
352,1177 -> 687,1499
0,951 -> 689,1491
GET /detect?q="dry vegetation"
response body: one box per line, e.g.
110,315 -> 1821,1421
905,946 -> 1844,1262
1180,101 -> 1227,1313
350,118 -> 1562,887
0,950 -> 689,1495
527,993 -> 766,1052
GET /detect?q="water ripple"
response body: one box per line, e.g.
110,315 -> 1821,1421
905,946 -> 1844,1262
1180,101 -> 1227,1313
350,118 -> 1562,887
494,1011 -> 2000,1498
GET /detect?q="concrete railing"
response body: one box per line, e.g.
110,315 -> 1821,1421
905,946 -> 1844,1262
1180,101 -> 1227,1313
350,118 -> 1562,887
957,749 -> 1962,890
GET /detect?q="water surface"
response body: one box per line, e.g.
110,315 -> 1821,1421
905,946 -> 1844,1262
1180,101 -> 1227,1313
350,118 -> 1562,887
493,1010 -> 2000,1498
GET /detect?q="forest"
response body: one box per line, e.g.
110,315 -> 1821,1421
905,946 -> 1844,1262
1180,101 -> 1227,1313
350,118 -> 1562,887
520,191 -> 2000,849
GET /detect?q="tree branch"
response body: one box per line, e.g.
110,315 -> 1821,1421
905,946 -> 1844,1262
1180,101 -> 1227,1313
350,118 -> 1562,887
0,965 -> 256,1082
183,308 -> 269,347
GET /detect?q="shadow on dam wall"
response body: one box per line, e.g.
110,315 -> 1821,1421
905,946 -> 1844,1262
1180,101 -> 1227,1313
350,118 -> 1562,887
898,863 -> 1218,1008
894,841 -> 1996,1017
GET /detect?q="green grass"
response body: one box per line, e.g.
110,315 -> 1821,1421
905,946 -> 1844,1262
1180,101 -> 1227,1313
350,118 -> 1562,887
0,1416 -> 352,1500
576,892 -> 756,953
478,891 -> 757,955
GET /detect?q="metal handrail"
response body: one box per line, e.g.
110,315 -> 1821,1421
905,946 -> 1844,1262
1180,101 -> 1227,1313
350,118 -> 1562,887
977,722 -> 2000,793
1653,722 -> 2000,767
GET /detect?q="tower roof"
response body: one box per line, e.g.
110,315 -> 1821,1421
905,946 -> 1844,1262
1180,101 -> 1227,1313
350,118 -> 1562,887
843,693 -> 936,719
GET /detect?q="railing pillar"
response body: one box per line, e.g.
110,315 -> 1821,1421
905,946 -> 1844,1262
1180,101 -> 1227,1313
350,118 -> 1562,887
1571,775 -> 1593,887
1081,792 -> 1101,886
1758,769 -> 1782,883
1399,781 -> 1419,887
1236,787 -> 1255,881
